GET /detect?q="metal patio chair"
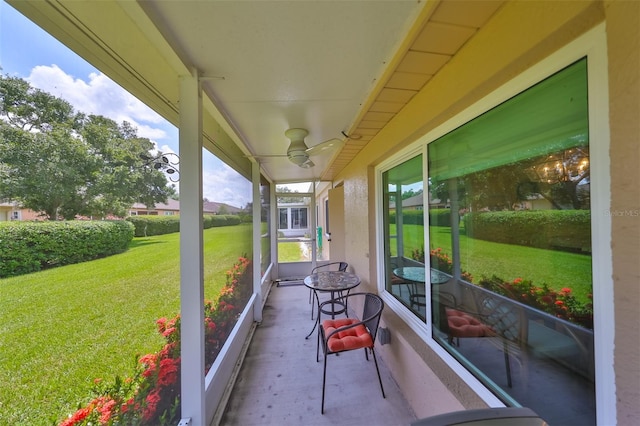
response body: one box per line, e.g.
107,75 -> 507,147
316,292 -> 385,414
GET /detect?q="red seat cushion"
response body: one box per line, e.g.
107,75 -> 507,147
322,318 -> 374,352
446,308 -> 494,338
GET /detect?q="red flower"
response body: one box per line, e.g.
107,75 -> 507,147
162,327 -> 176,337
60,406 -> 91,426
143,389 -> 162,421
157,357 -> 180,387
140,353 -> 158,377
97,398 -> 116,423
206,318 -> 217,331
121,398 -> 135,413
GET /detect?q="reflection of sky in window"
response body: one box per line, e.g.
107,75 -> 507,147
404,182 -> 423,192
388,182 -> 423,195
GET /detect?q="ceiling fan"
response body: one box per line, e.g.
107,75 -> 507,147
250,128 -> 343,168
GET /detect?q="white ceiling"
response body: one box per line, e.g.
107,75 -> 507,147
8,0 -> 504,184
138,0 -> 424,183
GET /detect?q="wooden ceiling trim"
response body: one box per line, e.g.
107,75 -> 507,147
386,72 -> 432,91
396,51 -> 451,74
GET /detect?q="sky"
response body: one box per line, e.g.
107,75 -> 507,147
0,2 -> 251,208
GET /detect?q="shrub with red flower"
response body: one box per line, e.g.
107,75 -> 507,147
59,255 -> 252,426
478,275 -> 593,329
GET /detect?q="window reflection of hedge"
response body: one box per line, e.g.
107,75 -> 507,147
463,210 -> 591,253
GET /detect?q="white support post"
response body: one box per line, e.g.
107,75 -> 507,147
251,161 -> 262,322
270,181 -> 278,278
179,72 -> 205,425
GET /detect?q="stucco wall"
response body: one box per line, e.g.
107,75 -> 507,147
605,0 -> 640,424
335,0 -> 638,422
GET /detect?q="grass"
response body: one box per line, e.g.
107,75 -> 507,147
0,224 -> 252,425
394,224 -> 593,302
278,241 -> 309,262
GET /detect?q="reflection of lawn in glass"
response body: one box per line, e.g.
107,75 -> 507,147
393,224 -> 592,302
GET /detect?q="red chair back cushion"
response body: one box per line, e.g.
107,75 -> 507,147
446,308 -> 494,338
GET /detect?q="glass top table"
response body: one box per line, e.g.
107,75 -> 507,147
392,267 -> 450,285
303,271 -> 361,339
392,267 -> 450,310
304,270 -> 361,291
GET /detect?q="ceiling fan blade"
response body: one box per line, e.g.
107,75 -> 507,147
306,138 -> 343,157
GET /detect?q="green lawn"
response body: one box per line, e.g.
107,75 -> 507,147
395,224 -> 593,302
278,241 -> 309,262
0,224 -> 252,425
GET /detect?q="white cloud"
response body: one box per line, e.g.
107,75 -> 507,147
27,65 -> 167,140
203,161 -> 252,209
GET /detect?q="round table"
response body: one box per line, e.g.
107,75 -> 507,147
392,267 -> 450,309
304,271 -> 361,338
392,267 -> 450,285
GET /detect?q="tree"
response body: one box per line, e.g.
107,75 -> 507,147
0,75 -> 82,131
0,75 -> 175,219
429,147 -> 590,213
276,187 -> 305,203
0,124 -> 97,219
78,115 -> 176,218
402,188 -> 423,200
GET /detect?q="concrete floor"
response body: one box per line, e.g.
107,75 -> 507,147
219,283 -> 417,426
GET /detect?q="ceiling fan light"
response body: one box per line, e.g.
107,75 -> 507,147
288,150 -> 309,165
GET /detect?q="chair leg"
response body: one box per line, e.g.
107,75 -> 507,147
310,290 -> 316,320
370,348 -> 386,399
321,352 -> 328,414
503,341 -> 513,388
316,326 -> 321,363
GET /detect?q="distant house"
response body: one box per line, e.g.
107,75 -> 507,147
0,202 -> 43,221
0,199 -> 243,221
129,199 -> 181,216
277,201 -> 310,238
129,199 -> 243,216
203,200 -> 243,215
389,192 -> 448,212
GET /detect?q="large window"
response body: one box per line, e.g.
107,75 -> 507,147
382,155 -> 425,317
290,207 -> 308,229
278,207 -> 309,231
381,59 -> 595,425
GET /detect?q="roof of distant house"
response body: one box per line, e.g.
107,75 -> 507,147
131,199 -> 243,214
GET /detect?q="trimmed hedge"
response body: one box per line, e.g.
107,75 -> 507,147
0,220 -> 134,278
126,214 -> 242,237
429,208 -> 453,227
126,216 -> 180,237
388,209 -> 452,227
462,210 -> 591,253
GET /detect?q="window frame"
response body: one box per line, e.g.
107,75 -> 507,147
375,24 -> 613,421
